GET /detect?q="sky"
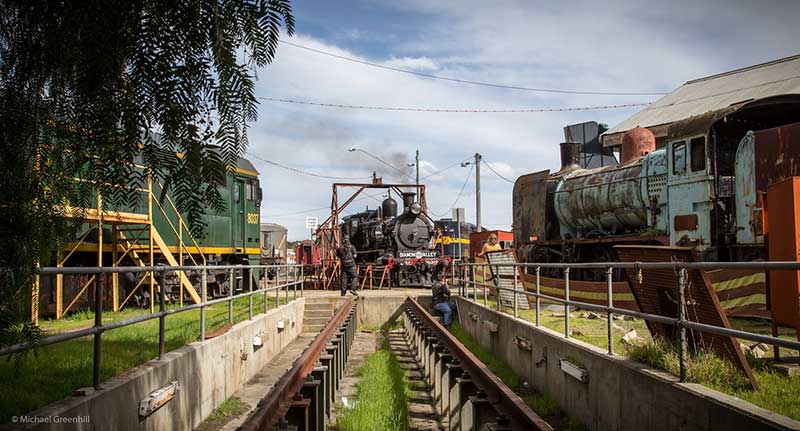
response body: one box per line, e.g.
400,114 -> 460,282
247,0 -> 800,241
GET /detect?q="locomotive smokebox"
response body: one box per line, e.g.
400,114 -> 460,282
620,127 -> 656,164
382,196 -> 398,218
402,192 -> 416,211
559,142 -> 581,172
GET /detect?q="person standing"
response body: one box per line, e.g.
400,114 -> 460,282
432,279 -> 455,327
478,233 -> 502,257
337,237 -> 359,296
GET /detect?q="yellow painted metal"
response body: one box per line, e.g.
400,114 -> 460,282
148,175 -> 154,313
112,225 -> 119,311
150,228 -> 201,303
56,249 -> 63,319
32,261 -> 40,326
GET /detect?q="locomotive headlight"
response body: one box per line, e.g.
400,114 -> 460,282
410,202 -> 422,215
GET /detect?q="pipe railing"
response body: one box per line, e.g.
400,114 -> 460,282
455,261 -> 800,382
2,264 -> 305,390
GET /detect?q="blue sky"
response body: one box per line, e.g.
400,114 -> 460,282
247,0 -> 800,240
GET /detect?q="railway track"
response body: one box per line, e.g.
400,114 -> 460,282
403,297 -> 553,431
238,295 -> 550,430
239,297 -> 356,431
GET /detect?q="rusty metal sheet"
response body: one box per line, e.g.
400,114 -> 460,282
513,170 -> 549,246
754,122 -> 800,191
673,214 -> 699,231
614,245 -> 757,389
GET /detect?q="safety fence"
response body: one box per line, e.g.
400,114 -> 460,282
1,264 -> 304,389
454,261 -> 800,383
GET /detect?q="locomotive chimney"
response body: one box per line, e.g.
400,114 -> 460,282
620,127 -> 656,164
402,192 -> 416,212
559,142 -> 581,172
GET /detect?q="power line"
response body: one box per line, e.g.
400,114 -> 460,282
432,164 -> 474,218
264,192 -> 385,219
257,96 -> 650,113
349,148 -> 414,180
246,151 -> 372,180
278,39 -> 667,96
482,158 -> 515,183
421,158 -> 471,180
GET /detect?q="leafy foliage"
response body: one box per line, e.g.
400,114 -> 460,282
0,0 -> 293,350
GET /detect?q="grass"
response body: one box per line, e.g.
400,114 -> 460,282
335,340 -> 410,431
481,296 -> 800,421
625,338 -> 800,420
449,322 -> 586,431
195,396 -> 248,431
0,294 -> 293,424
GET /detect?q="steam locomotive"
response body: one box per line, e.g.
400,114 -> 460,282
341,191 -> 451,287
514,95 -> 800,281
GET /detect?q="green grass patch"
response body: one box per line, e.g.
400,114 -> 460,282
195,396 -> 249,431
625,339 -> 800,420
449,322 -> 586,431
484,298 -> 800,421
0,294 -> 292,423
336,340 -> 410,431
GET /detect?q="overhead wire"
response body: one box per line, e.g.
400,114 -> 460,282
278,39 -> 667,96
432,164 -> 474,218
246,151 -> 373,180
263,192 -> 385,219
482,158 -> 515,183
257,96 -> 649,113
349,148 -> 415,180
421,157 -> 471,180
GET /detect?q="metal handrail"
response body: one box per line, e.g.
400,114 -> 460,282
4,264 -> 305,391
456,260 -> 800,382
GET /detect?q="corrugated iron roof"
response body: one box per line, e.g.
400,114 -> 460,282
603,55 -> 800,144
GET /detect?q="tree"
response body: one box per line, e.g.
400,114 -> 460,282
0,0 -> 294,353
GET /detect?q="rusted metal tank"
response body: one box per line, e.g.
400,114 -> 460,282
554,148 -> 668,238
620,127 -> 656,164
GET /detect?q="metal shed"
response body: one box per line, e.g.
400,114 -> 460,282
602,55 -> 800,148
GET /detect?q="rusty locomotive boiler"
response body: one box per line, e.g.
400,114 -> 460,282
515,112 -> 800,279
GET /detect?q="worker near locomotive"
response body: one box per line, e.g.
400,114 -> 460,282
337,237 -> 359,296
311,176 -> 453,290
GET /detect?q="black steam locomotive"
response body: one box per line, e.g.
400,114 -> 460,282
341,191 -> 451,287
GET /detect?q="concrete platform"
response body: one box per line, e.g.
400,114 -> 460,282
300,289 -> 433,329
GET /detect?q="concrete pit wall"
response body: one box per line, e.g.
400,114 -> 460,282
455,297 -> 800,431
19,298 -> 305,431
309,295 -> 429,328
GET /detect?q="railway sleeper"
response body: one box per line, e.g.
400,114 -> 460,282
402,298 -> 552,431
239,300 -> 357,431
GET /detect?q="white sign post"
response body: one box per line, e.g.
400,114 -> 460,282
305,216 -> 318,239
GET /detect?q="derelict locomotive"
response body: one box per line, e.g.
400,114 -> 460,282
514,96 -> 800,280
341,191 -> 450,287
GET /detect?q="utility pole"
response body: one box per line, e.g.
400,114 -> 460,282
415,149 -> 420,202
475,152 -> 482,232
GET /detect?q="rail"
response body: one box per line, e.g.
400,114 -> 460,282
239,297 -> 356,430
455,260 -> 800,382
404,297 -> 553,430
1,264 -> 305,390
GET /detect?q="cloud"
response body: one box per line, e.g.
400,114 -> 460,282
249,0 -> 800,239
383,56 -> 439,70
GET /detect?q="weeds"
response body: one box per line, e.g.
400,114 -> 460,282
336,340 -> 409,431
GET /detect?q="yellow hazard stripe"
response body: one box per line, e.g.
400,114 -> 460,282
711,272 -> 765,293
718,294 -> 767,309
435,236 -> 470,245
